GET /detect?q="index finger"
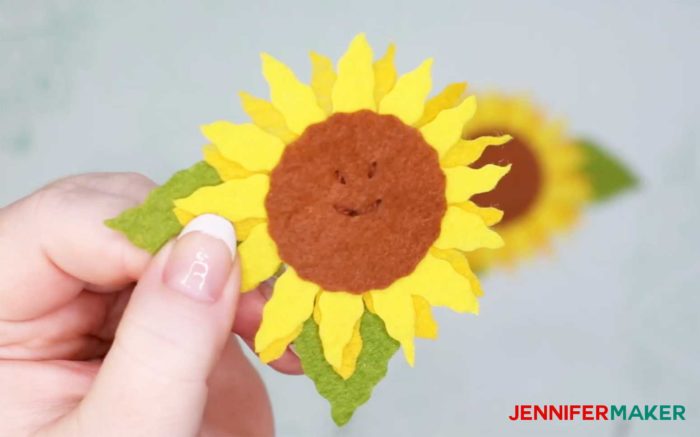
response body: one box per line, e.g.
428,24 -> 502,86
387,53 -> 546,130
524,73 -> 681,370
0,173 -> 155,321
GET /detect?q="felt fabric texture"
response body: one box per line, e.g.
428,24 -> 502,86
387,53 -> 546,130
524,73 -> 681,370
173,174 -> 269,223
201,121 -> 285,172
412,295 -> 438,339
317,292 -> 365,375
416,81 -> 467,127
370,286 -> 416,364
469,135 -> 543,224
255,267 -> 318,361
261,53 -> 325,134
372,253 -> 479,314
238,91 -> 297,144
265,110 -> 446,293
332,33 -> 375,112
372,43 -> 397,104
378,58 -> 433,125
105,161 -> 221,253
434,206 -> 504,252
578,138 -> 638,202
309,52 -> 336,114
202,144 -> 253,180
295,311 -> 400,426
444,164 -> 512,204
419,96 -> 477,157
237,223 -> 281,292
441,134 -> 513,168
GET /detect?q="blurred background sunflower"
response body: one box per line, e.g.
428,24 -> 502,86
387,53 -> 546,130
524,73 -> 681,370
463,94 -> 595,271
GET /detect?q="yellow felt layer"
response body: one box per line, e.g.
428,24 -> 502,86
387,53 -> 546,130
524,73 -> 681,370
255,267 -> 318,358
173,207 -> 195,226
454,200 -> 504,226
310,52 -> 336,114
239,92 -> 297,144
174,207 -> 264,243
444,164 -> 511,203
232,217 -> 266,242
201,122 -> 284,173
332,33 -> 375,112
420,96 -> 477,157
413,295 -> 438,339
238,223 -> 282,292
260,53 -> 326,134
371,286 -> 416,366
441,135 -> 513,168
335,319 -> 363,380
259,325 -> 302,363
373,43 -> 397,104
429,247 -> 484,297
362,293 -> 376,314
378,58 -> 433,125
318,291 -> 365,371
407,253 -> 478,314
203,144 -> 253,180
416,82 -> 467,127
435,206 -> 504,251
173,174 -> 269,223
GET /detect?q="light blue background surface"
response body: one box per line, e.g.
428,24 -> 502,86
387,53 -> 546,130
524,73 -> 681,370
2,1 -> 699,436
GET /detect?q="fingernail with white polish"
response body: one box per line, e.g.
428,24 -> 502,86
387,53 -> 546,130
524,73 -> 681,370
163,214 -> 237,302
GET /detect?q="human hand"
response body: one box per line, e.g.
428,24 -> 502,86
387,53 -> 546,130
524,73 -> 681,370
0,173 -> 300,436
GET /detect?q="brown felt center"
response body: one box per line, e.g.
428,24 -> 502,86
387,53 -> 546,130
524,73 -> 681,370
468,133 -> 542,225
266,111 -> 446,293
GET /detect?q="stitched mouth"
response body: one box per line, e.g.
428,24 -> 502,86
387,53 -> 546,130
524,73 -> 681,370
333,198 -> 382,217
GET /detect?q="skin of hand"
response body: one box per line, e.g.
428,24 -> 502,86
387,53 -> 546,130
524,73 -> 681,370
0,173 -> 302,437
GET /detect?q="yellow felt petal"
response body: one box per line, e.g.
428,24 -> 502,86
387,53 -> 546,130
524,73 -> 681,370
378,58 -> 433,125
202,144 -> 253,180
318,292 -> 365,371
173,207 -> 195,226
173,207 -> 263,242
335,319 -> 363,380
454,200 -> 504,227
232,217 -> 266,241
413,295 -> 438,339
239,92 -> 297,144
441,135 -> 513,168
201,122 -> 284,173
238,223 -> 282,292
261,53 -> 326,134
404,253 -> 478,314
363,293 -> 376,314
420,96 -> 477,157
332,33 -> 375,112
259,325 -> 302,363
373,43 -> 397,104
309,52 -> 336,114
173,174 -> 269,223
416,82 -> 467,127
429,247 -> 484,297
444,164 -> 511,203
435,206 -> 504,251
255,268 -> 318,360
371,287 -> 415,366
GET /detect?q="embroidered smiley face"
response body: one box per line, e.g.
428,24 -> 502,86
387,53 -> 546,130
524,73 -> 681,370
266,110 -> 446,293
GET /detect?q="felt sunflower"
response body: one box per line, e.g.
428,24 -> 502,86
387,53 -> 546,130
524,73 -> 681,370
458,94 -> 591,270
108,33 -> 512,424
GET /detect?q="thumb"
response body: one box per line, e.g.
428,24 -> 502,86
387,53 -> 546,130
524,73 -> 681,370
63,214 -> 240,437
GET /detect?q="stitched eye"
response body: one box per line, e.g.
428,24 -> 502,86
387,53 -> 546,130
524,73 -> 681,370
368,161 -> 378,179
335,170 -> 347,184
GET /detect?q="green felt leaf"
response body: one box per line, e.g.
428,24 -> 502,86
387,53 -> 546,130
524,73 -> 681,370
295,311 -> 400,426
578,138 -> 638,202
105,161 -> 221,253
